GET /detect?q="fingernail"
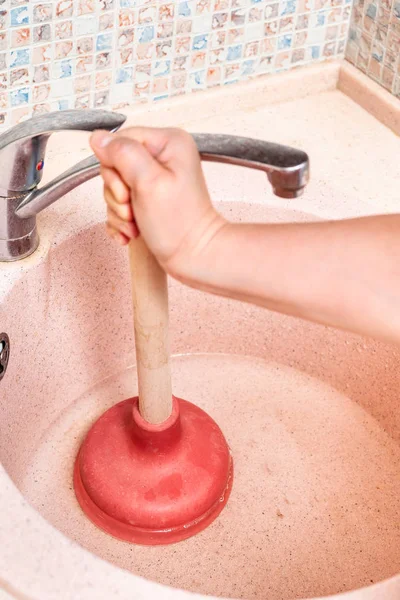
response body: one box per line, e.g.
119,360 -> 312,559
91,130 -> 113,148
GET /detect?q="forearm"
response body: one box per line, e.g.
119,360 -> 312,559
185,214 -> 400,344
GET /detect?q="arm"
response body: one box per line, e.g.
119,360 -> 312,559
90,127 -> 400,345
186,216 -> 400,344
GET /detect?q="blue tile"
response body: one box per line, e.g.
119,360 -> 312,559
372,46 -> 383,61
227,45 -> 242,60
348,27 -> 357,40
311,46 -> 320,59
10,49 -> 30,68
10,87 -> 29,107
281,0 -> 296,15
58,99 -> 69,110
116,67 -> 133,83
317,11 -> 325,25
191,70 -> 205,85
120,0 -> 136,5
154,60 -> 171,77
395,1 -> 400,17
11,6 -> 29,27
96,33 -> 113,51
154,94 -> 169,101
193,34 -> 208,50
278,34 -> 292,49
138,26 -> 154,43
178,1 -> 191,17
242,59 -> 255,75
366,3 -> 377,18
60,60 -> 72,78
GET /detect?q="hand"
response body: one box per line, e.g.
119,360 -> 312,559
90,127 -> 226,282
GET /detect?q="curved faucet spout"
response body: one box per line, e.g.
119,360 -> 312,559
0,108 -> 310,262
193,134 -> 309,199
16,134 -> 310,220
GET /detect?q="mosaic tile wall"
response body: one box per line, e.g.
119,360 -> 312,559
0,0 -> 352,128
345,0 -> 400,96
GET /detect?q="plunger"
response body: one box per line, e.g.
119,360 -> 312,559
74,231 -> 233,545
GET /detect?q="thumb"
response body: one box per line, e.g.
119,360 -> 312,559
90,130 -> 164,190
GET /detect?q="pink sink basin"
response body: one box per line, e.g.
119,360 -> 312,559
1,201 -> 399,600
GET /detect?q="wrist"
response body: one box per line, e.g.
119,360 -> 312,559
165,208 -> 229,288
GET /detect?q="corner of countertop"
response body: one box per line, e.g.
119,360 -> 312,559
338,61 -> 400,137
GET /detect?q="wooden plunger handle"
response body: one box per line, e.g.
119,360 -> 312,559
129,235 -> 173,424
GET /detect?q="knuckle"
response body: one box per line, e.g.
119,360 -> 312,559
109,137 -> 136,158
107,209 -> 119,225
110,138 -> 126,155
111,181 -> 130,204
117,126 -> 136,137
122,205 -> 132,220
116,205 -> 128,221
104,187 -> 113,204
167,128 -> 198,156
168,128 -> 192,144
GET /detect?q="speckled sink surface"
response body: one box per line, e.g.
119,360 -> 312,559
1,63 -> 400,600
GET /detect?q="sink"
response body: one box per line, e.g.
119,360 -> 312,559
1,61 -> 400,600
1,199 -> 400,600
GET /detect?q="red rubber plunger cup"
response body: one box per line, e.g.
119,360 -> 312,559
74,395 -> 233,545
74,236 -> 233,545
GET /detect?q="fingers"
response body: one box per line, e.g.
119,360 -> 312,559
118,127 -> 198,173
106,209 -> 138,245
92,127 -> 169,160
91,127 -> 198,173
90,130 -> 165,190
107,204 -> 138,239
106,222 -> 129,246
101,166 -> 130,204
117,127 -> 170,161
101,166 -> 137,243
104,184 -> 139,241
113,127 -> 197,168
104,186 -> 133,222
91,126 -> 201,251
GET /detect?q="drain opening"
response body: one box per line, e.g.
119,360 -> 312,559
0,333 -> 10,382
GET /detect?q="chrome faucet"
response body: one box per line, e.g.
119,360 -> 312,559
0,110 -> 309,262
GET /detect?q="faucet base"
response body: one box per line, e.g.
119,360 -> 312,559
0,227 -> 39,262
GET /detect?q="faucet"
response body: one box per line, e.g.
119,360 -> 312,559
0,110 -> 309,262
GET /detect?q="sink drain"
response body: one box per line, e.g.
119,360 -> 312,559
0,333 -> 10,382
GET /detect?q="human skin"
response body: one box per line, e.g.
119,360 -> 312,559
90,127 -> 400,345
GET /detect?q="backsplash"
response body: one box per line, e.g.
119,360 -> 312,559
345,0 -> 400,95
0,0 -> 352,128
